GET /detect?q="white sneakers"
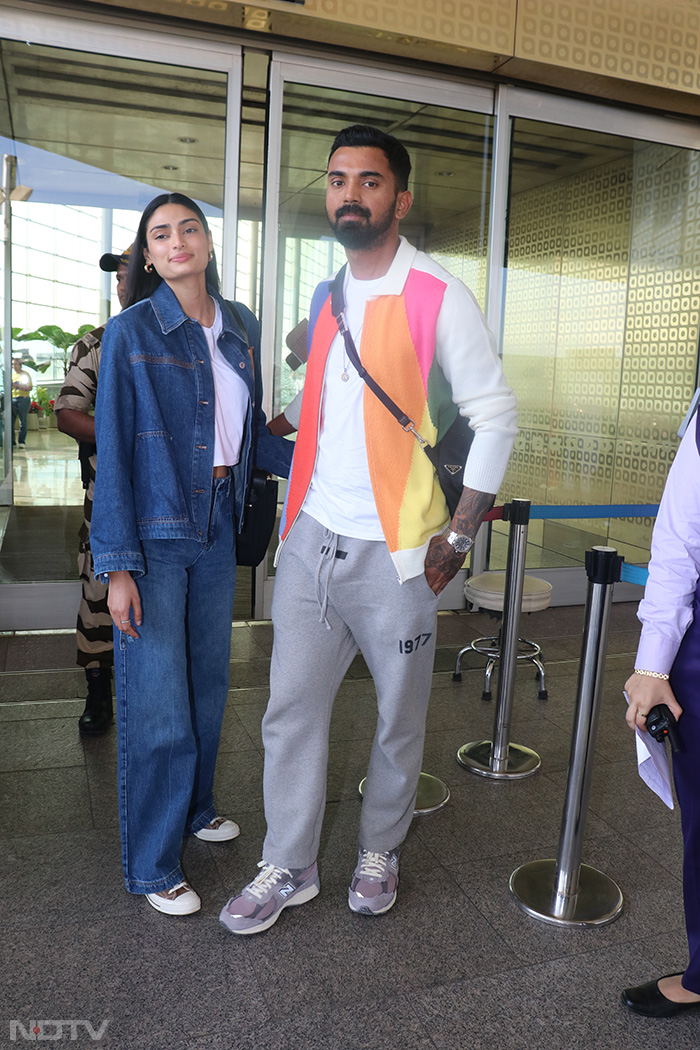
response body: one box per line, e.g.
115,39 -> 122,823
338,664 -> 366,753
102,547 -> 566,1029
146,880 -> 201,915
193,816 -> 240,842
145,816 -> 240,916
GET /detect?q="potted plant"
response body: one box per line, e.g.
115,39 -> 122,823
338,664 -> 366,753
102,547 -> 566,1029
27,399 -> 41,430
35,387 -> 52,428
15,323 -> 95,377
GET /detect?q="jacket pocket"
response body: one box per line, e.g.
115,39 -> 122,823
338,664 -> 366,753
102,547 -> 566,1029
134,430 -> 189,524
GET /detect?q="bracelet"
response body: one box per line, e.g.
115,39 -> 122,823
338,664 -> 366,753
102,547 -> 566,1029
634,668 -> 670,680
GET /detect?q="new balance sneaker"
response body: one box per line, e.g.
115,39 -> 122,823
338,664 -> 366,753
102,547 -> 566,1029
219,860 -> 319,935
348,847 -> 400,915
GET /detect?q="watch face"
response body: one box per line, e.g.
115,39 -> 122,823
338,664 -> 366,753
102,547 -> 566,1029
448,531 -> 473,554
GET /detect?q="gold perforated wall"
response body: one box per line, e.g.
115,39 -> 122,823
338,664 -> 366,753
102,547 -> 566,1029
429,205 -> 489,312
80,0 -> 700,111
514,0 -> 700,94
428,133 -> 700,568
299,0 -> 515,53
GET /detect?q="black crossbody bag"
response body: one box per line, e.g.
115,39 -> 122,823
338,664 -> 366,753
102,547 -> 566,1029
329,266 -> 473,516
226,302 -> 279,568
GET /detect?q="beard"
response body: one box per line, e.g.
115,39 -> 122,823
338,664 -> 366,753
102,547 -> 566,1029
327,200 -> 397,250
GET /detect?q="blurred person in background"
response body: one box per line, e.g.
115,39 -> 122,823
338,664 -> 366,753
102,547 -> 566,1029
55,245 -> 133,735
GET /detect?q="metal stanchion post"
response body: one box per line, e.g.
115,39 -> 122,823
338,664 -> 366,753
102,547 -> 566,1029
457,499 -> 541,779
509,546 -> 624,926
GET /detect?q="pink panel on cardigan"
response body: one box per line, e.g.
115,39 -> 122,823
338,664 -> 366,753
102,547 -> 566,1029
402,269 -> 447,391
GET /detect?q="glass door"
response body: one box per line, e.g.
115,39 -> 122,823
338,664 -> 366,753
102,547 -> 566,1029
0,10 -> 242,628
492,90 -> 700,602
258,54 -> 496,615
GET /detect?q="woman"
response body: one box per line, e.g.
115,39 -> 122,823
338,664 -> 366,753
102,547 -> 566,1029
622,407 -> 700,1015
91,193 -> 293,915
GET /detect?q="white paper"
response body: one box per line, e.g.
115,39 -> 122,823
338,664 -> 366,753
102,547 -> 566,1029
624,690 -> 674,809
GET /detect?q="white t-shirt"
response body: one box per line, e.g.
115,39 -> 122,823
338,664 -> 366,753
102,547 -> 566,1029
202,298 -> 250,467
303,270 -> 385,539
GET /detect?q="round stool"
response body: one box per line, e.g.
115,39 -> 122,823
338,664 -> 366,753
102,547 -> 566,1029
453,571 -> 552,700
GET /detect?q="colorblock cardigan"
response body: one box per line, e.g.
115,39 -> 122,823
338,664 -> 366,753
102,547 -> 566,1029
278,237 -> 518,582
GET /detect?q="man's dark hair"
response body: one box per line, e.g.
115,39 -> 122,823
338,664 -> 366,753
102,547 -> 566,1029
123,192 -> 220,309
328,125 -> 411,192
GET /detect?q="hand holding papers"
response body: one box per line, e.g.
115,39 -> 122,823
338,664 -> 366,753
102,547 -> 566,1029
624,690 -> 674,810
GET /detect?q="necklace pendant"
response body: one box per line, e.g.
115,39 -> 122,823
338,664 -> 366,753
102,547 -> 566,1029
341,370 -> 349,382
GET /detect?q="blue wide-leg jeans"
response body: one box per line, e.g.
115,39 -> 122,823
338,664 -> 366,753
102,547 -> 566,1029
115,474 -> 236,894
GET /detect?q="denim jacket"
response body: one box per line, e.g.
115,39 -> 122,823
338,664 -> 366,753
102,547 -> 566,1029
91,280 -> 293,580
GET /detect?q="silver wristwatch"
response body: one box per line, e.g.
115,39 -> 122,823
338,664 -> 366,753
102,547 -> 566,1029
444,530 -> 473,555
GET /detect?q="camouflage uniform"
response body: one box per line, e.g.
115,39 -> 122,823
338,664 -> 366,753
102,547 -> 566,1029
54,325 -> 113,670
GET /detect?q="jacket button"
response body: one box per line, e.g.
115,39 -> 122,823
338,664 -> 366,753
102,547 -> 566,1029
239,361 -> 245,369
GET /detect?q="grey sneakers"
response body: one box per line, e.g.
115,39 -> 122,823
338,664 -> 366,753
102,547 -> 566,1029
219,860 -> 320,935
348,847 -> 400,915
219,848 -> 401,933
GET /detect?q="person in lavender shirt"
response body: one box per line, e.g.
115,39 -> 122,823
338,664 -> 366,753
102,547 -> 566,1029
622,407 -> 700,1017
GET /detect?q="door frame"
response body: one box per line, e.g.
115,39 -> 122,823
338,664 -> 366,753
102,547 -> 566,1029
257,52 -> 496,617
0,4 -> 242,629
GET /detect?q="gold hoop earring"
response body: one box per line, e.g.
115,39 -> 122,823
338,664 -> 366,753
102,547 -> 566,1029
144,261 -> 154,273
208,252 -> 213,261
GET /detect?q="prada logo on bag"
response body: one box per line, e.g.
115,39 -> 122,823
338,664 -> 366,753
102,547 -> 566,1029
444,464 -> 462,475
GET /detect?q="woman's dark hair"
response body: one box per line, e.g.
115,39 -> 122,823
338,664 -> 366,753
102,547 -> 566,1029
123,192 -> 221,308
327,125 -> 411,192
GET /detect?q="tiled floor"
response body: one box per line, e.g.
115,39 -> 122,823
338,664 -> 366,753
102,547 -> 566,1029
0,604 -> 696,1049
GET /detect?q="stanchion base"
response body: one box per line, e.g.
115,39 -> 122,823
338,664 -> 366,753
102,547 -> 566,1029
509,858 -> 623,927
456,740 -> 541,779
358,772 -> 450,815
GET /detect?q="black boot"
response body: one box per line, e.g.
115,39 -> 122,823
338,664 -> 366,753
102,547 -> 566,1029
78,668 -> 113,736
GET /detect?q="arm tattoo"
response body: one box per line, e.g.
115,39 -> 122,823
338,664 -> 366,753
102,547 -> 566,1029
451,488 -> 496,538
424,488 -> 496,583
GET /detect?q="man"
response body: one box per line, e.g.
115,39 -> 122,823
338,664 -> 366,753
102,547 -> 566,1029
54,245 -> 131,735
11,355 -> 32,449
220,125 -> 518,934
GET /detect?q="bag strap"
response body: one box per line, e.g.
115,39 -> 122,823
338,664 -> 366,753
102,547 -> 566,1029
225,299 -> 262,472
329,266 -> 430,451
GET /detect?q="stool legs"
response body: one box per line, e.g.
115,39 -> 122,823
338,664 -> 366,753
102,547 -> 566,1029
453,636 -> 548,701
482,657 -> 496,701
532,654 -> 548,700
452,645 -> 470,683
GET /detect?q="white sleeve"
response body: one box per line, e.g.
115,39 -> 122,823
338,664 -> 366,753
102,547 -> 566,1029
635,421 -> 700,673
435,278 -> 518,495
283,389 -> 304,431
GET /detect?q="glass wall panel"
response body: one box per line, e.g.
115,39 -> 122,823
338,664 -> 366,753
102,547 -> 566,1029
0,39 -> 228,588
497,119 -> 700,570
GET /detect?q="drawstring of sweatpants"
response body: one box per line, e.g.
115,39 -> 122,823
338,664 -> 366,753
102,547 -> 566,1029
314,527 -> 339,630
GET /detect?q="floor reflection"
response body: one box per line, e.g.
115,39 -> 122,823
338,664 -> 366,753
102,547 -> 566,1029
10,425 -> 83,506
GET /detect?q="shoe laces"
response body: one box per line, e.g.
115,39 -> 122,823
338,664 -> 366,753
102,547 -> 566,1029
246,861 -> 292,900
357,850 -> 390,879
160,880 -> 191,898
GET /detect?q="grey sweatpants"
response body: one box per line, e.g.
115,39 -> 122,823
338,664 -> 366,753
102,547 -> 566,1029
261,511 -> 439,869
